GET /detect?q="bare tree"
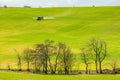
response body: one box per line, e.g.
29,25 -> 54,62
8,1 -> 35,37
80,48 -> 92,74
47,44 -> 59,74
88,38 -> 107,74
14,49 -> 22,71
17,54 -> 22,71
98,41 -> 107,74
41,40 -> 62,74
109,59 -> 118,74
23,48 -> 33,71
35,40 -> 54,74
49,42 -> 73,74
44,40 -> 54,74
88,39 -> 98,73
35,44 -> 45,72
58,43 -> 73,74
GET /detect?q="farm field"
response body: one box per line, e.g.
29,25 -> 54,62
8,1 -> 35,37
0,71 -> 120,80
0,6 -> 120,68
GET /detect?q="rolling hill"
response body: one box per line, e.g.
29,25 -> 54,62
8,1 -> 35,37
0,6 -> 120,67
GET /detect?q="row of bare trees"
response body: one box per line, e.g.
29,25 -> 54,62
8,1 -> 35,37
23,40 -> 73,74
80,38 -> 107,74
14,38 -> 119,74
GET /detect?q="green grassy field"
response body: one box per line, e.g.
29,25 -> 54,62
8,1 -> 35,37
0,7 -> 120,67
0,71 -> 120,80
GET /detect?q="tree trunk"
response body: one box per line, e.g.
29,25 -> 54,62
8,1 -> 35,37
34,60 -> 37,71
95,60 -> 99,73
27,61 -> 30,71
99,62 -> 102,74
65,67 -> 69,74
85,64 -> 88,74
45,57 -> 48,74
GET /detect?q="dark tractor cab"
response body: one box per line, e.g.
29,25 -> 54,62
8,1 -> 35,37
36,16 -> 44,21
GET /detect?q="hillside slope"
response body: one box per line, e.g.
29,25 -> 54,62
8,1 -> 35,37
0,7 -> 120,63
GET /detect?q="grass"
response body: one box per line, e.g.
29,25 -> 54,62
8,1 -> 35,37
0,71 -> 120,80
0,6 -> 120,67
